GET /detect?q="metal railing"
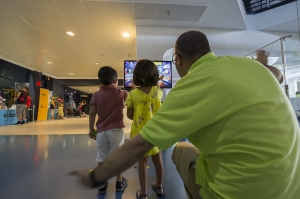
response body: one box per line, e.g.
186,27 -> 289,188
243,0 -> 297,15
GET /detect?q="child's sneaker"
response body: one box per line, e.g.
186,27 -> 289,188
116,177 -> 128,192
98,181 -> 108,195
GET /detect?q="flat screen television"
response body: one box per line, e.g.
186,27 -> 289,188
124,60 -> 172,88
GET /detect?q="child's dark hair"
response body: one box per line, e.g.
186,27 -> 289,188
98,66 -> 118,85
133,59 -> 159,87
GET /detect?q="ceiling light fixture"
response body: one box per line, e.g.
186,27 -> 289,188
69,73 -> 74,75
47,62 -> 52,64
122,32 -> 130,37
94,62 -> 99,65
66,31 -> 75,36
89,89 -> 92,91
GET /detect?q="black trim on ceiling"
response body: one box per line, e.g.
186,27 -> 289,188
243,0 -> 297,15
54,79 -> 123,87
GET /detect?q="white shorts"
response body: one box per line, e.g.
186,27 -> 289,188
96,128 -> 124,162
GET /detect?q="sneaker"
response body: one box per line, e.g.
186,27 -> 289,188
21,121 -> 25,125
116,177 -> 128,192
98,181 -> 108,195
14,121 -> 21,125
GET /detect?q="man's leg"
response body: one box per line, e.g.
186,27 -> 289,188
16,104 -> 22,124
172,142 -> 202,199
21,105 -> 27,124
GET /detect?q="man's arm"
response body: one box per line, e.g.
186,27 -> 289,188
69,134 -> 153,187
255,50 -> 283,84
88,105 -> 97,138
265,65 -> 283,84
14,91 -> 21,100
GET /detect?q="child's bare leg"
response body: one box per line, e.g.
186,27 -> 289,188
152,151 -> 164,194
116,172 -> 122,181
138,156 -> 148,197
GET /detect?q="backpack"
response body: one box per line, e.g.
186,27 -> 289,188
18,91 -> 27,102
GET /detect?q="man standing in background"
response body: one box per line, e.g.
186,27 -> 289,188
14,86 -> 28,125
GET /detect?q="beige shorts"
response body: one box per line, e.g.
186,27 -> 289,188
16,104 -> 27,118
172,142 -> 202,199
96,128 -> 124,162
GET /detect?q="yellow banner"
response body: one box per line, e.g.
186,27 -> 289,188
37,88 -> 49,121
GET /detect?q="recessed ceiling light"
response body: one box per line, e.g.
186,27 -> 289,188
122,32 -> 130,37
89,89 -> 92,91
94,62 -> 99,65
69,73 -> 74,75
66,31 -> 74,36
47,62 -> 52,64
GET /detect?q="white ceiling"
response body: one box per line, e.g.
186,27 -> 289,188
0,0 -> 300,84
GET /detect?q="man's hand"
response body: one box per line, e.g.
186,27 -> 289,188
69,134 -> 154,189
254,50 -> 269,65
88,130 -> 96,139
68,170 -> 94,188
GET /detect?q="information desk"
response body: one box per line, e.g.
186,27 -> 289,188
0,109 -> 18,126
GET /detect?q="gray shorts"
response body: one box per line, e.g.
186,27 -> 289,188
96,128 -> 124,162
16,104 -> 27,118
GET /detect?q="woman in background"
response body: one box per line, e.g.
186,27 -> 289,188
50,97 -> 56,120
58,103 -> 64,119
81,100 -> 87,117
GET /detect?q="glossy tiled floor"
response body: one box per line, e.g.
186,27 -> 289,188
0,114 -> 187,199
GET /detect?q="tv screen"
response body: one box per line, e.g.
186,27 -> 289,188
124,60 -> 172,88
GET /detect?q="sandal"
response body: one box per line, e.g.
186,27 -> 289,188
116,177 -> 128,192
152,182 -> 164,196
136,190 -> 147,199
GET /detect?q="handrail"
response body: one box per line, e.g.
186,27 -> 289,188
245,34 -> 293,56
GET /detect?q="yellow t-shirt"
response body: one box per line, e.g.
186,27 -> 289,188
140,52 -> 300,199
125,86 -> 163,156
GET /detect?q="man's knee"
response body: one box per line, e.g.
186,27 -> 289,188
172,142 -> 199,167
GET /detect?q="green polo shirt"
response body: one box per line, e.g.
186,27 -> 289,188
140,52 -> 300,199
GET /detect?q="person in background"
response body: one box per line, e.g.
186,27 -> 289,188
71,101 -> 77,109
50,97 -> 55,120
58,103 -> 64,119
89,66 -> 128,195
14,86 -> 28,125
25,91 -> 31,123
69,31 -> 300,199
81,100 -> 87,117
66,104 -> 74,118
125,59 -> 164,199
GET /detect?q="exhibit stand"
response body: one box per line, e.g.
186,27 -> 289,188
0,109 -> 17,126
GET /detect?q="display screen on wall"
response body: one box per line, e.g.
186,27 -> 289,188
124,60 -> 172,88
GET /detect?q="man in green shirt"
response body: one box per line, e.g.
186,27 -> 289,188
70,31 -> 300,199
